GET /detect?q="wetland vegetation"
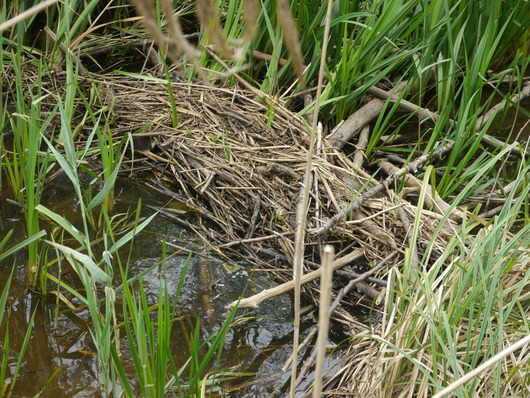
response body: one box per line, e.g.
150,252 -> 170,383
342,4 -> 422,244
1,0 -> 530,396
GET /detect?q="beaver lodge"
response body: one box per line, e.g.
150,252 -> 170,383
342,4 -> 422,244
7,34 -> 530,396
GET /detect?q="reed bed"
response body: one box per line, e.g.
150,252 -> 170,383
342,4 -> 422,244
2,0 -> 530,396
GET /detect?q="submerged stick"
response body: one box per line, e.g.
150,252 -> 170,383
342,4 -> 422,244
476,82 -> 530,131
476,82 -> 530,157
225,249 -> 363,310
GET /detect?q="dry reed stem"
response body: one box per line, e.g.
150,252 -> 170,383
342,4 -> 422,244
289,0 -> 333,391
161,0 -> 200,60
0,0 -> 60,33
195,0 -> 236,60
296,250 -> 398,394
275,0 -> 306,86
241,0 -> 260,44
312,245 -> 334,398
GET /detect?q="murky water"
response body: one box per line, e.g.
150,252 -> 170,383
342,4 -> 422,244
0,172 -> 343,397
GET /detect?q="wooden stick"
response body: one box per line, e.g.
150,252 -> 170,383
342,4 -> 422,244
327,82 -> 407,148
225,249 -> 363,309
352,125 -> 370,169
367,81 -> 530,156
367,84 -> 449,125
476,82 -> 530,131
313,141 -> 456,236
378,160 -> 464,221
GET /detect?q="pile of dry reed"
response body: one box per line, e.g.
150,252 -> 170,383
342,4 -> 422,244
79,69 -> 454,304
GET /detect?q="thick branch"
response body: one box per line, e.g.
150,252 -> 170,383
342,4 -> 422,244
328,82 -> 407,148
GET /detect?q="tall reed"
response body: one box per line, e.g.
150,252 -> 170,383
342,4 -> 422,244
375,150 -> 530,397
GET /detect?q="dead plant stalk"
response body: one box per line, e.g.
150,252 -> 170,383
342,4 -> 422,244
290,0 -> 334,395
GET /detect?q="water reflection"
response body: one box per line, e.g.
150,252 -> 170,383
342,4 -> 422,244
1,176 -> 331,397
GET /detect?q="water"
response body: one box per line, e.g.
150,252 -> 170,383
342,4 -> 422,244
0,173 -> 342,397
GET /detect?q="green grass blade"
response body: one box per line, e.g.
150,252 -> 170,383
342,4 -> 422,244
45,240 -> 111,284
0,230 -> 46,261
6,306 -> 37,397
86,153 -> 124,212
35,204 -> 86,246
0,266 -> 14,327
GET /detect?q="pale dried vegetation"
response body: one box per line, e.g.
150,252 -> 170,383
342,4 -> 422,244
122,2 -> 530,396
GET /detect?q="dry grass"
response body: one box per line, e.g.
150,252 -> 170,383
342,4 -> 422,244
130,0 -> 305,82
8,57 -> 453,294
